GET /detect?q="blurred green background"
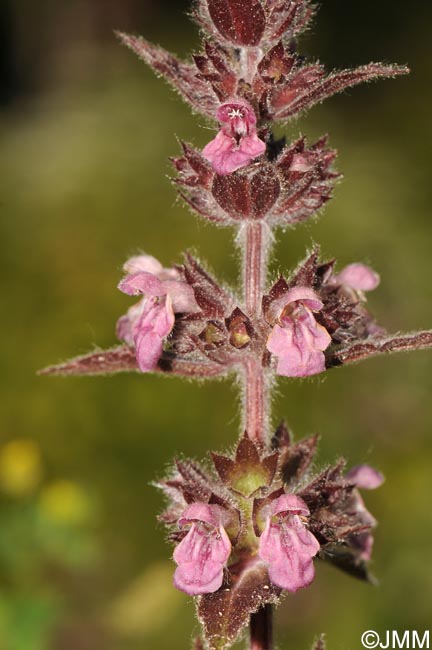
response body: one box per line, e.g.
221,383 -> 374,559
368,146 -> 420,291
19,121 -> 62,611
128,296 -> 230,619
0,1 -> 431,649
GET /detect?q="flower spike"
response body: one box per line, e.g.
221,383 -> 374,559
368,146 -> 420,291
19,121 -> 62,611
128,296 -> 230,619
42,4 -> 431,649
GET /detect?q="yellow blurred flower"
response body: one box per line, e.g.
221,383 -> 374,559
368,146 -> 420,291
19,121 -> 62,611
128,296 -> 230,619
109,562 -> 183,637
0,439 -> 42,497
38,480 -> 91,526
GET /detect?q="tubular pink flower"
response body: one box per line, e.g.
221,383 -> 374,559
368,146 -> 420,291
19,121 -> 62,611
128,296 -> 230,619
346,464 -> 384,490
173,503 -> 231,596
116,255 -> 199,372
202,100 -> 266,175
333,263 -> 380,292
266,287 -> 331,377
258,494 -> 320,592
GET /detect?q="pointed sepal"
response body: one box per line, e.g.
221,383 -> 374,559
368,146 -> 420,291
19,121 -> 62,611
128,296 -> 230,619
117,32 -> 219,118
319,542 -> 376,584
269,137 -> 339,227
269,63 -> 409,120
262,0 -> 316,45
279,434 -> 319,486
271,420 -> 293,450
183,254 -> 235,318
211,433 -> 278,496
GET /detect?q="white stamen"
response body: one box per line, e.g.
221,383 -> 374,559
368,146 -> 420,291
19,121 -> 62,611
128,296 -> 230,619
228,108 -> 244,119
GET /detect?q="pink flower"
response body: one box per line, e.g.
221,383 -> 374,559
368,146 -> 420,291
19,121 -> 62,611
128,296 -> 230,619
346,464 -> 384,490
202,100 -> 266,175
117,255 -> 199,372
332,263 -> 380,292
266,287 -> 331,377
173,503 -> 232,596
346,465 -> 385,561
258,494 -> 320,592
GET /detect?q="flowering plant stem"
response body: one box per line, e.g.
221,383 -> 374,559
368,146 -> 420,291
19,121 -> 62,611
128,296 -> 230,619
243,222 -> 268,318
243,221 -> 273,645
243,221 -> 271,445
250,605 -> 273,650
244,355 -> 269,445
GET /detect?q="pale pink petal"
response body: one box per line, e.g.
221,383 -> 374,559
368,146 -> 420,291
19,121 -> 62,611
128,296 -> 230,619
202,131 -> 251,175
173,503 -> 231,596
212,147 -> 252,175
150,297 -> 175,338
270,494 -> 310,517
116,259 -> 188,371
116,314 -> 132,344
270,287 -> 323,319
310,319 -> 333,351
202,130 -> 232,161
116,300 -> 146,345
266,323 -> 292,353
335,263 -> 380,291
268,553 -> 316,592
163,281 -> 200,313
173,559 -> 225,595
133,298 -> 174,372
237,133 -> 266,159
135,329 -> 164,372
123,255 -> 165,276
286,516 -> 321,556
283,287 -> 324,312
178,503 -> 218,528
173,524 -> 229,596
173,526 -> 226,595
346,465 -> 385,490
118,272 -> 165,297
124,255 -> 180,281
211,526 -> 232,564
267,311 -> 330,377
258,501 -> 319,593
258,518 -> 285,565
